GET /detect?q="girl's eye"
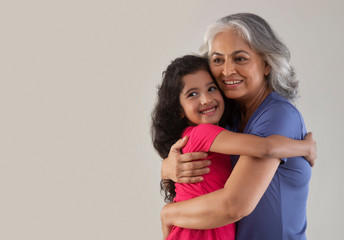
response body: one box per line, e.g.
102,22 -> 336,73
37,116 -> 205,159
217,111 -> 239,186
187,92 -> 197,98
208,86 -> 217,92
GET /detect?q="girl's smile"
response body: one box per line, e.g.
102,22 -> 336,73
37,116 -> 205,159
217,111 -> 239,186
179,70 -> 224,126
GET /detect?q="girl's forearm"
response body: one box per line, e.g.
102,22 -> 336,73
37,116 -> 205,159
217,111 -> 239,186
266,135 -> 309,158
211,131 -> 307,159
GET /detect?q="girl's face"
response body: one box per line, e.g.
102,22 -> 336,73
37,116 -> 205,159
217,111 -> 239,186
209,30 -> 271,104
179,70 -> 224,126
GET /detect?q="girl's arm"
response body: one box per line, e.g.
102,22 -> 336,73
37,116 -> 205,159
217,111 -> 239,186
160,132 -> 316,185
210,131 -> 316,166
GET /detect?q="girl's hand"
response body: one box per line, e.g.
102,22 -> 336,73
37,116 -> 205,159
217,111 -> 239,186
304,132 -> 317,167
161,136 -> 211,183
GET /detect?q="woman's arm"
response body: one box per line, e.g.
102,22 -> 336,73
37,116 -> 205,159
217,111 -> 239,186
161,136 -> 211,183
161,155 -> 281,229
210,131 -> 316,166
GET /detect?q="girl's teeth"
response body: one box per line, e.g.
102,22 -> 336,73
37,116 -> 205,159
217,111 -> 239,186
201,107 -> 215,114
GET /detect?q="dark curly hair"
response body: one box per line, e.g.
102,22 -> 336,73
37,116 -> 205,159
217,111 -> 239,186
151,55 -> 239,203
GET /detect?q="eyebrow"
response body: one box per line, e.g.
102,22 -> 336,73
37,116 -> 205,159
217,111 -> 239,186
183,82 -> 216,96
211,50 -> 250,57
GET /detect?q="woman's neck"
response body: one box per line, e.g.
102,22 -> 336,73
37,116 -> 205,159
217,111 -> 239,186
238,87 -> 271,132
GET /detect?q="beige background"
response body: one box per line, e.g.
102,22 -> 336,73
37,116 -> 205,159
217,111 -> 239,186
1,0 -> 343,239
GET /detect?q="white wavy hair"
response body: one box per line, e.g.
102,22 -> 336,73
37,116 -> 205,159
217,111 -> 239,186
200,13 -> 299,101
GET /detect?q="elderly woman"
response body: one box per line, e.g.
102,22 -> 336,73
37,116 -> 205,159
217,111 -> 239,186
160,13 -> 313,239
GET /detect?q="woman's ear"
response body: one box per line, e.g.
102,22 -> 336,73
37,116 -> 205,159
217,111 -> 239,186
180,112 -> 185,119
264,62 -> 271,76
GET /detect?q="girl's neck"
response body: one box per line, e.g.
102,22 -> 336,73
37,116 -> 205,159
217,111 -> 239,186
188,122 -> 220,127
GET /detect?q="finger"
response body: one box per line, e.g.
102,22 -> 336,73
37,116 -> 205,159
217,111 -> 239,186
305,132 -> 312,140
179,160 -> 211,171
179,167 -> 211,178
178,176 -> 205,184
306,155 -> 315,167
180,152 -> 208,162
171,136 -> 189,152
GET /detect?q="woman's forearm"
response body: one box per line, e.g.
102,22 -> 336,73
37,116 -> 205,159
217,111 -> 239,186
161,187 -> 243,229
161,156 -> 280,230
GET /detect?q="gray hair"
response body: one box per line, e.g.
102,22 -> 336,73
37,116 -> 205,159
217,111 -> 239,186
200,13 -> 299,101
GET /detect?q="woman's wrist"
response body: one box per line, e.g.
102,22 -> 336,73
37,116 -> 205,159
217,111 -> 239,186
161,203 -> 173,227
161,159 -> 169,180
161,204 -> 174,239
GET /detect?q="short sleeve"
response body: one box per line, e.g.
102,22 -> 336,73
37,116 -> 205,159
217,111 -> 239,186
182,124 -> 226,153
245,100 -> 307,163
247,101 -> 305,138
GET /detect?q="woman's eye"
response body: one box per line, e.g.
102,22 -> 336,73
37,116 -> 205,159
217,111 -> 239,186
234,56 -> 247,63
212,58 -> 224,65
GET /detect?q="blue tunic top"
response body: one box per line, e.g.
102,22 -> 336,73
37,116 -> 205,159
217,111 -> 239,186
232,92 -> 312,240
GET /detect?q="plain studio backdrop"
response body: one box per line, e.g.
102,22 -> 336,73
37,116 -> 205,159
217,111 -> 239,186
0,0 -> 343,239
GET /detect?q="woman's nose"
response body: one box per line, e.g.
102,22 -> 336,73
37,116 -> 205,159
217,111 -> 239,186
222,60 -> 235,76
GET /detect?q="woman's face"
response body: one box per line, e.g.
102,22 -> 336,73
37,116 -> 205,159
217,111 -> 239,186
209,30 -> 271,103
179,70 -> 224,126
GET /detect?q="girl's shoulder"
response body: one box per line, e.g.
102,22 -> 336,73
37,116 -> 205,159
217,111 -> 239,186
182,124 -> 226,153
183,124 -> 225,138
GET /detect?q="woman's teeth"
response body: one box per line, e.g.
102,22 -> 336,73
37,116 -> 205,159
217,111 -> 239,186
224,80 -> 241,85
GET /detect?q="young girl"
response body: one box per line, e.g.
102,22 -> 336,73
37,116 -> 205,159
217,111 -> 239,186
151,55 -> 315,240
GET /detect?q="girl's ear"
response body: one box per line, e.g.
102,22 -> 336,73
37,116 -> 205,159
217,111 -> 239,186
180,107 -> 186,119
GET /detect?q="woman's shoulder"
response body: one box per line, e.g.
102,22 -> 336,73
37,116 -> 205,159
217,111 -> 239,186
246,92 -> 306,137
262,92 -> 301,117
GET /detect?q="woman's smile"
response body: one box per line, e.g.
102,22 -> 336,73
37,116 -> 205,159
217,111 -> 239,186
222,79 -> 243,89
209,30 -> 271,106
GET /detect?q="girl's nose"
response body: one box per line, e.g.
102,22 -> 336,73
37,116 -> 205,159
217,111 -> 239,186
201,94 -> 212,105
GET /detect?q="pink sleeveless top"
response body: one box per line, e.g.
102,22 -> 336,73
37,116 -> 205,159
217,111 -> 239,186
167,124 -> 235,240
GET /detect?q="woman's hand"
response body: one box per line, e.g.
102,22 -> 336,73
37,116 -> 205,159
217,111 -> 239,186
161,207 -> 172,240
304,132 -> 317,167
161,136 -> 211,183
